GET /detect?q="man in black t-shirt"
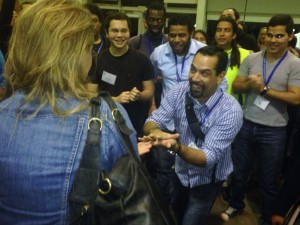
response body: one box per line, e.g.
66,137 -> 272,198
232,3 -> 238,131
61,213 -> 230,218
88,12 -> 154,137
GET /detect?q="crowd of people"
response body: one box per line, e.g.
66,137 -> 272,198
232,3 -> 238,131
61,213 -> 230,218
0,1 -> 300,225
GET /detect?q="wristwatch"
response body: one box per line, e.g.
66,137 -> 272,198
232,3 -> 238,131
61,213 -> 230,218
260,86 -> 270,97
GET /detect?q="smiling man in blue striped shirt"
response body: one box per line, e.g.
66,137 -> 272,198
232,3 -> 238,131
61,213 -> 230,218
142,45 -> 243,225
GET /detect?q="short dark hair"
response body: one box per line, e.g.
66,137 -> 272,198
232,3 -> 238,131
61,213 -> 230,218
146,1 -> 166,19
168,14 -> 194,34
196,46 -> 228,75
104,11 -> 131,32
268,14 -> 294,35
221,8 -> 240,21
83,3 -> 104,23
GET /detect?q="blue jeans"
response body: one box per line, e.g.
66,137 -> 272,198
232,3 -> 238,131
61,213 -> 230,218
172,173 -> 222,225
230,119 -> 286,225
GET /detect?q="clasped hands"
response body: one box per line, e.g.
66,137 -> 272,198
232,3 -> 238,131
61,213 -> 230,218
248,74 -> 265,93
115,87 -> 141,104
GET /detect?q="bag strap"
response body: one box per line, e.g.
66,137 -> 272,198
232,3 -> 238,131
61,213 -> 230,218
99,91 -> 139,161
184,91 -> 217,184
185,92 -> 205,142
69,97 -> 102,225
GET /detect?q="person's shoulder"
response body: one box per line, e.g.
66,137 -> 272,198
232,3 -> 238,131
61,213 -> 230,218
238,47 -> 251,55
244,50 -> 262,60
129,34 -> 141,44
220,93 -> 243,115
190,39 -> 206,52
129,48 -> 150,60
286,51 -> 300,67
153,42 -> 169,53
98,48 -> 110,57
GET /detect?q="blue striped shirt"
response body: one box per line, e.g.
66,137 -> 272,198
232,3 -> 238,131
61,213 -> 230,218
146,82 -> 243,187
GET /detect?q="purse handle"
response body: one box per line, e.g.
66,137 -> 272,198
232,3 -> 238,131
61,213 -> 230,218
99,91 -> 140,162
69,96 -> 102,225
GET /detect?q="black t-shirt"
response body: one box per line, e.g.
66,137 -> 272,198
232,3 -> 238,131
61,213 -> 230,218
90,47 -> 153,94
89,47 -> 154,137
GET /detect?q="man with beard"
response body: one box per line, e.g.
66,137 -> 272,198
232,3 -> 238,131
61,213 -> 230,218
150,14 -> 206,101
129,2 -> 167,111
141,46 -> 243,225
145,14 -> 206,204
221,14 -> 300,225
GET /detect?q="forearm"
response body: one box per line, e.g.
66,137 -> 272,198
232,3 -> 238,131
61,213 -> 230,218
143,121 -> 160,135
139,80 -> 154,102
264,88 -> 300,105
175,143 -> 207,167
232,79 -> 252,94
139,89 -> 154,102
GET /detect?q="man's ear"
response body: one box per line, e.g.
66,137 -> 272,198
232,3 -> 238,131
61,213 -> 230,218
288,33 -> 294,42
217,71 -> 226,84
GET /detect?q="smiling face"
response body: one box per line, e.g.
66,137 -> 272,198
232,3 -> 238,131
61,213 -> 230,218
146,9 -> 165,35
215,21 -> 236,50
266,25 -> 293,58
107,19 -> 130,53
189,53 -> 224,103
168,25 -> 191,56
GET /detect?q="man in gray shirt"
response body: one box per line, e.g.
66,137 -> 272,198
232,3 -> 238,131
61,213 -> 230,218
221,14 -> 300,225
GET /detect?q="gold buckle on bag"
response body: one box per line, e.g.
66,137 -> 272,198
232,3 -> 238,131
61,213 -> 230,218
98,178 -> 112,195
88,118 -> 102,130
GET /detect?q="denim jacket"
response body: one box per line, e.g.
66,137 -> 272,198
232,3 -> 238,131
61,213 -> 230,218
0,92 -> 138,225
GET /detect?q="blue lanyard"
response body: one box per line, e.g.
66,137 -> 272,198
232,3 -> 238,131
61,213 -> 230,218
146,33 -> 164,55
174,54 -> 187,82
96,34 -> 106,53
200,92 -> 224,125
96,41 -> 104,54
262,50 -> 288,85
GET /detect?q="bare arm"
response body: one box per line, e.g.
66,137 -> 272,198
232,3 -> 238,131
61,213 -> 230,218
233,74 -> 300,105
232,75 -> 252,94
129,80 -> 154,102
140,80 -> 154,101
265,86 -> 300,105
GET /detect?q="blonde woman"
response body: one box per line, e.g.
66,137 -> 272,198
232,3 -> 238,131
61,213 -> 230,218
0,0 -> 147,224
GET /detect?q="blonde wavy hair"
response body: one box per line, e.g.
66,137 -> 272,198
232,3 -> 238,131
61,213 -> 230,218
4,0 -> 95,116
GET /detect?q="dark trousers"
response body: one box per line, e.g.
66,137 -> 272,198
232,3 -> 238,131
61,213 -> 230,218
230,119 -> 286,225
172,173 -> 222,225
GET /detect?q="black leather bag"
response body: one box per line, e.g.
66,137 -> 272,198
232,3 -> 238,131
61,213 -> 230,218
69,92 -> 176,225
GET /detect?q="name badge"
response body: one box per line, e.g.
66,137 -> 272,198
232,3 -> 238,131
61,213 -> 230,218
254,95 -> 270,111
101,71 -> 116,85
